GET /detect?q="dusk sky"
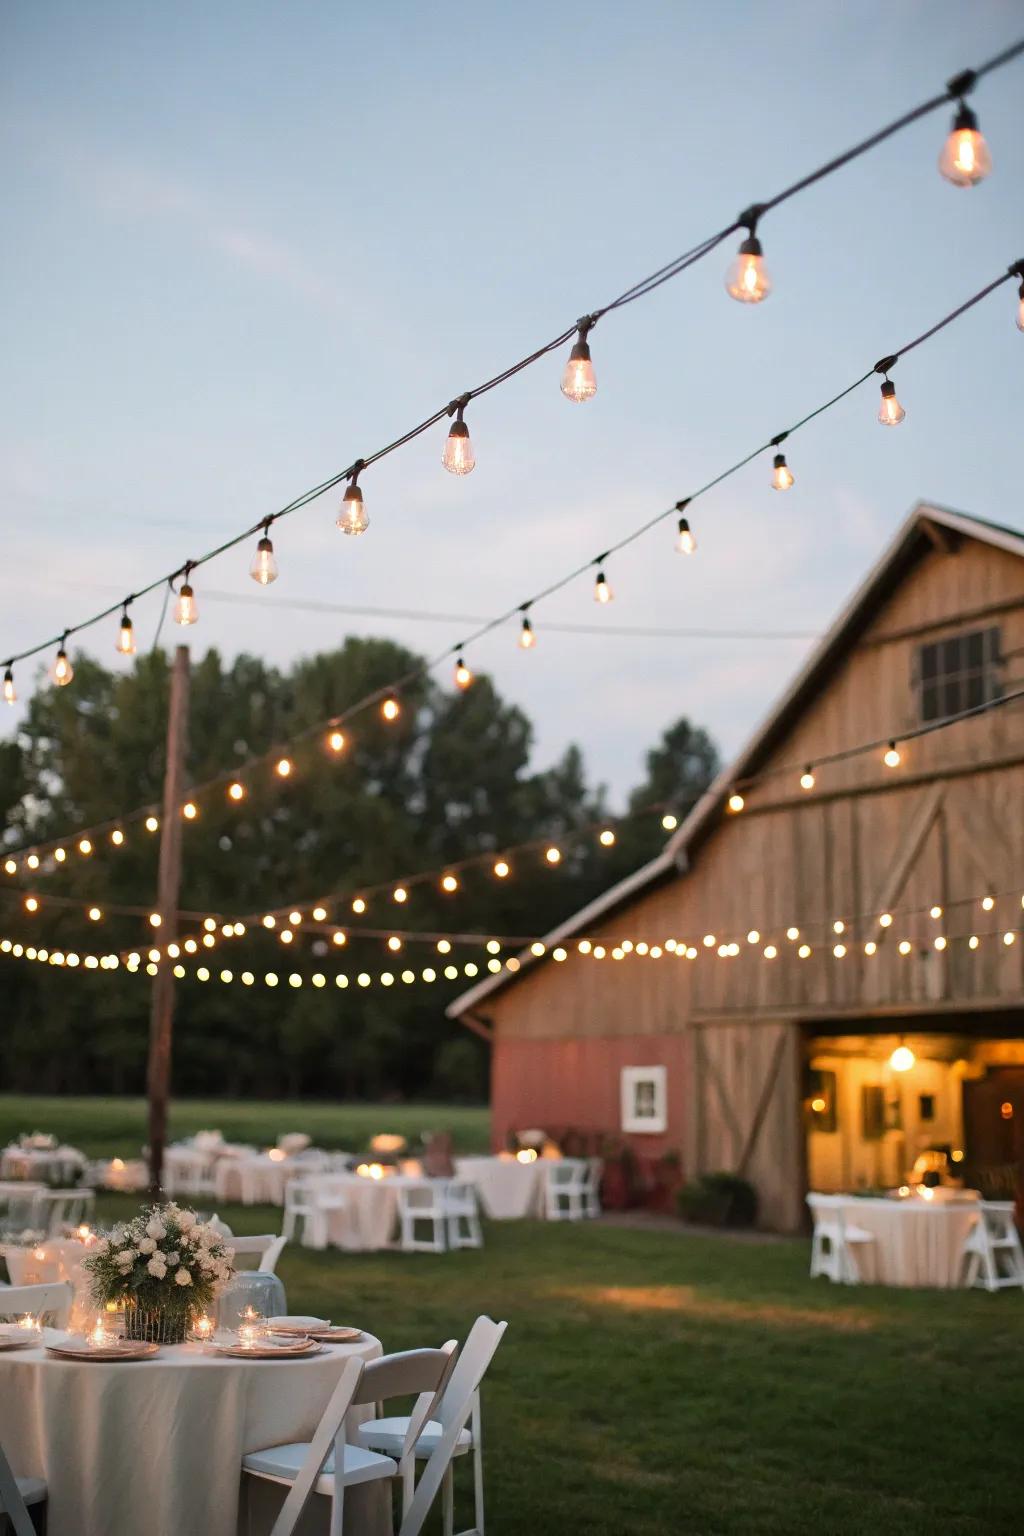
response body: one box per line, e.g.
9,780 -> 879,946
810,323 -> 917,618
2,1 -> 1021,799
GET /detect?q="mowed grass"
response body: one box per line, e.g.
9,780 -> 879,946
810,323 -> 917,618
0,1094 -> 491,1158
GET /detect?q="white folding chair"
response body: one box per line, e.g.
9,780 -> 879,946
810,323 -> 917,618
36,1189 -> 95,1236
355,1343 -> 459,1514
164,1150 -> 215,1199
806,1194 -> 873,1284
0,1281 -> 74,1326
227,1235 -> 288,1273
0,1438 -> 46,1536
582,1158 -> 603,1218
960,1201 -> 1024,1291
395,1316 -> 508,1536
544,1161 -> 587,1222
282,1177 -> 329,1249
242,1354 -> 395,1536
397,1183 -> 447,1254
0,1189 -> 45,1240
444,1181 -> 483,1251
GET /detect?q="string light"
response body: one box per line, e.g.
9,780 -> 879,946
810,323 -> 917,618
117,607 -> 136,656
876,364 -> 906,426
593,565 -> 613,604
337,463 -> 368,536
182,802 -> 198,820
545,847 -> 561,865
675,509 -> 697,555
381,696 -> 400,723
518,610 -> 536,649
725,209 -> 771,303
250,522 -> 279,583
454,655 -> 473,690
442,398 -> 475,476
727,793 -> 745,813
275,757 -> 293,779
145,816 -> 159,833
78,838 -> 92,856
393,886 -> 408,904
560,317 -> 597,402
771,452 -> 794,492
939,80 -> 992,187
800,767 -> 815,790
51,637 -> 73,688
493,859 -> 510,879
599,829 -> 615,847
661,814 -> 678,831
2,667 -> 14,705
883,741 -> 901,768
174,568 -> 198,626
327,729 -> 346,753
982,895 -> 995,911
441,874 -> 459,893
228,781 -> 245,802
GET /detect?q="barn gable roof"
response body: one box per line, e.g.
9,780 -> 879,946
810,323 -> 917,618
447,502 -> 1024,1021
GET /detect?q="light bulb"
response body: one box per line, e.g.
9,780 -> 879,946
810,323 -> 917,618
889,1044 -> 915,1072
275,757 -> 292,778
725,230 -> 771,303
771,453 -> 794,491
175,581 -> 198,626
493,859 -> 510,878
877,379 -> 905,427
883,741 -> 901,768
561,323 -> 597,402
442,404 -> 475,475
545,846 -> 561,864
51,645 -> 73,687
117,611 -> 136,656
441,873 -> 459,893
675,517 -> 696,555
327,730 -> 346,753
662,813 -> 678,831
381,696 -> 400,722
250,534 -> 278,583
228,781 -> 245,801
599,829 -> 615,847
938,102 -> 991,187
3,667 -> 15,705
519,613 -> 536,649
727,792 -> 745,813
593,568 -> 612,604
337,475 -> 368,536
454,656 -> 472,690
182,801 -> 198,820
800,767 -> 815,790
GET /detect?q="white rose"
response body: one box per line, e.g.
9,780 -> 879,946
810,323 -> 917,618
178,1211 -> 196,1231
117,1250 -> 135,1267
139,1237 -> 156,1255
165,1250 -> 180,1265
147,1257 -> 167,1278
145,1219 -> 166,1240
174,1268 -> 192,1287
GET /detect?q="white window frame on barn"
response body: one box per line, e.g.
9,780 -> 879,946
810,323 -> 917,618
621,1066 -> 668,1134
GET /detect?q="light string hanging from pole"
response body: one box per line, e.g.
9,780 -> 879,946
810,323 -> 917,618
1,46 -> 1022,687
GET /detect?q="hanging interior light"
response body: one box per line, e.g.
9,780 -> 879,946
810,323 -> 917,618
518,608 -> 536,649
725,206 -> 771,303
771,434 -> 794,490
454,654 -> 473,690
337,461 -> 369,536
51,635 -> 74,687
560,316 -> 597,402
174,566 -> 198,626
675,499 -> 697,555
875,358 -> 905,426
3,666 -> 15,705
250,519 -> 279,581
117,604 -> 136,656
938,76 -> 991,187
442,396 -> 475,475
889,1041 -> 916,1072
593,563 -> 613,604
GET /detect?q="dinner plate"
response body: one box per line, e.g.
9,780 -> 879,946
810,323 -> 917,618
284,1325 -> 362,1343
211,1339 -> 326,1360
266,1315 -> 330,1333
45,1340 -> 160,1362
0,1333 -> 37,1351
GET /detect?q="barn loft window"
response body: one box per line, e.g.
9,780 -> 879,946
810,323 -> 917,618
621,1066 -> 668,1134
914,626 -> 1002,724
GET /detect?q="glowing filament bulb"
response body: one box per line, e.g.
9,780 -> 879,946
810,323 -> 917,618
442,403 -> 475,475
250,533 -> 278,583
117,611 -> 136,655
981,895 -> 995,912
938,102 -> 991,187
393,886 -> 408,904
771,453 -> 794,491
2,667 -> 15,705
337,473 -> 368,536
889,1044 -> 915,1071
175,580 -> 198,626
883,741 -> 901,768
599,829 -> 615,847
545,846 -> 561,865
182,801 -> 198,820
454,656 -> 472,690
275,757 -> 292,778
727,793 -> 745,813
561,324 -> 597,402
661,814 -> 678,831
352,897 -> 366,914
593,567 -> 612,604
25,896 -> 38,913
675,516 -> 697,555
228,781 -> 245,801
493,859 -> 510,879
725,230 -> 771,303
327,730 -> 346,753
800,767 -> 815,790
877,380 -> 905,427
519,613 -> 536,649
78,838 -> 92,856
145,815 -> 159,832
441,873 -> 459,893
381,696 -> 400,722
51,644 -> 73,687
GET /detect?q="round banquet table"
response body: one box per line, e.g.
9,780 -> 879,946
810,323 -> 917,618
837,1196 -> 980,1287
323,1174 -> 431,1251
454,1156 -> 548,1220
0,1331 -> 391,1536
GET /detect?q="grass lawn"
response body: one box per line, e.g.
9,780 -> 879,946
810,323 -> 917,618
77,1191 -> 1022,1536
0,1094 -> 491,1158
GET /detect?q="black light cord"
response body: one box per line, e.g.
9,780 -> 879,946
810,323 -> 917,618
2,43 -> 1022,673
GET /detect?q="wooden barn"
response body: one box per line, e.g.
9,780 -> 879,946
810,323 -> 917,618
448,503 -> 1024,1231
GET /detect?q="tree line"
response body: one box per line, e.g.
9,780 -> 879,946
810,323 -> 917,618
0,639 -> 718,1101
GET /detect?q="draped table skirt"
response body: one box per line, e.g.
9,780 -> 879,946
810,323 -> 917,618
837,1197 -> 979,1287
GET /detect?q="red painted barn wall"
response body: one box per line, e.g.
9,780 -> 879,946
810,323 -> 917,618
491,1032 -> 689,1160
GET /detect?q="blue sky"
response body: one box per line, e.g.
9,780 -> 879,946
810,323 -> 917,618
1,1 -> 1021,799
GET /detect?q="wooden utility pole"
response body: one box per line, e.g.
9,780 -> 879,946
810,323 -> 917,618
147,645 -> 190,1196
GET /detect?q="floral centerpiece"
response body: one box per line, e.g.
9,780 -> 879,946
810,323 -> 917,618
83,1203 -> 235,1344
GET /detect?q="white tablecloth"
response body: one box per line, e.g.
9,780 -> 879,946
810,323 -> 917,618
454,1156 -> 548,1220
838,1197 -> 980,1287
0,1332 -> 389,1536
322,1175 -> 432,1252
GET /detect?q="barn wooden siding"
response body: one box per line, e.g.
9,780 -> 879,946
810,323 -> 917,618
477,527 -> 1024,1230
